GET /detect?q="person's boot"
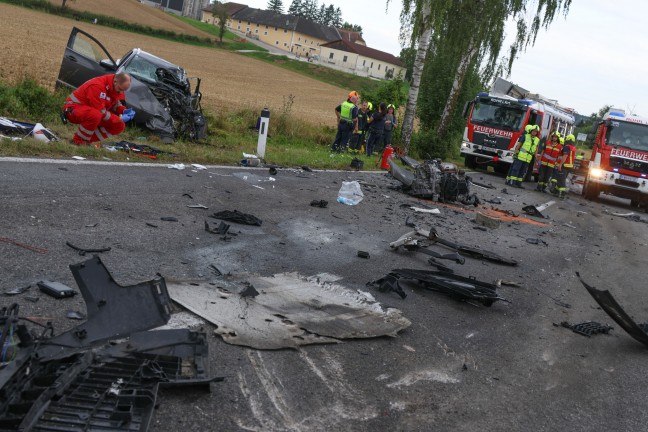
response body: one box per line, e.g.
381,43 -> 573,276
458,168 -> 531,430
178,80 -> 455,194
535,184 -> 543,192
516,181 -> 525,189
558,190 -> 565,200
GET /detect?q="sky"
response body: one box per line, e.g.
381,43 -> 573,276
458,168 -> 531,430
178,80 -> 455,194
241,0 -> 648,117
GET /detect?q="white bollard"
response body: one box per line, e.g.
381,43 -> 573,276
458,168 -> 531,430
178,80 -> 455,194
257,108 -> 270,159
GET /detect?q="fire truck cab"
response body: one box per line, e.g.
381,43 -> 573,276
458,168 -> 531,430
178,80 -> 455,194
460,91 -> 574,178
583,108 -> 648,208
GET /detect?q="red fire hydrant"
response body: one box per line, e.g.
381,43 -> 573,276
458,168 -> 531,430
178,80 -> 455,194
380,145 -> 394,170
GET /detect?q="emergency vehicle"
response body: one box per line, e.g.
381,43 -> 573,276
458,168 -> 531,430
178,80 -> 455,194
460,91 -> 574,177
582,108 -> 648,208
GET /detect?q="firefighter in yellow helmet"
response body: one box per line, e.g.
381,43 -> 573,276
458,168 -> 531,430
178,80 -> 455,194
535,131 -> 562,193
331,91 -> 359,152
553,134 -> 576,199
506,124 -> 540,188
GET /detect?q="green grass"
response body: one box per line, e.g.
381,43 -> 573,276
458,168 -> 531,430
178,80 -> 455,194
0,77 -> 385,170
173,15 -> 266,51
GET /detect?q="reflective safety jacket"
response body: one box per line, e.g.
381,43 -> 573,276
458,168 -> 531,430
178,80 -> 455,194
540,139 -> 563,167
65,74 -> 126,121
563,143 -> 576,168
340,101 -> 356,122
515,133 -> 540,163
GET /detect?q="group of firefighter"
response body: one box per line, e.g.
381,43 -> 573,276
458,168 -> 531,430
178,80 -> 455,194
331,91 -> 398,157
505,124 -> 579,199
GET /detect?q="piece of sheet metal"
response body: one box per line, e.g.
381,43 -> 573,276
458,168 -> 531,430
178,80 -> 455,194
168,272 -> 411,349
579,274 -> 648,347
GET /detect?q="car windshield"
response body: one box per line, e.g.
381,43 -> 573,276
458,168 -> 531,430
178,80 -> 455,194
471,100 -> 526,132
606,120 -> 648,152
121,54 -> 163,84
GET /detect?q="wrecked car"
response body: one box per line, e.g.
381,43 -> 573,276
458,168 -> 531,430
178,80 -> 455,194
56,27 -> 207,143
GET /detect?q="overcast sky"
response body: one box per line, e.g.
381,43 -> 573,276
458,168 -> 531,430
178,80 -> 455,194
242,0 -> 648,117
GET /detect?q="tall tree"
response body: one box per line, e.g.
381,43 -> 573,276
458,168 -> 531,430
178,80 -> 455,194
435,0 -> 572,140
324,5 -> 335,26
212,1 -> 229,43
318,4 -> 327,24
267,0 -> 284,13
287,0 -> 302,15
341,22 -> 362,35
332,7 -> 342,27
398,47 -> 416,81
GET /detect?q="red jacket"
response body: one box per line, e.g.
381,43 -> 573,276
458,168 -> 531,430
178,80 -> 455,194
66,74 -> 126,119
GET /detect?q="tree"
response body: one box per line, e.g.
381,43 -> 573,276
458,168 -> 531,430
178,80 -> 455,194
398,47 -> 416,81
318,4 -> 327,24
212,1 -> 229,43
341,22 -> 363,35
267,0 -> 284,13
332,7 -> 342,27
287,0 -> 302,15
323,5 -> 335,26
61,0 -> 74,8
393,0 -> 572,154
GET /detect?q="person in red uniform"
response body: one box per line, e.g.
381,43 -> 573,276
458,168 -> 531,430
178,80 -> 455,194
62,73 -> 135,146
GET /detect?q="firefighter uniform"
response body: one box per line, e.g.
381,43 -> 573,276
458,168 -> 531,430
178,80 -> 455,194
555,134 -> 576,199
536,132 -> 562,192
331,91 -> 359,153
549,136 -> 565,193
63,74 -> 128,146
506,124 -> 540,188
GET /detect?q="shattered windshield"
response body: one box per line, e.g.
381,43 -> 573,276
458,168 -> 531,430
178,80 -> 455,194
121,54 -> 162,85
471,100 -> 526,132
606,120 -> 648,152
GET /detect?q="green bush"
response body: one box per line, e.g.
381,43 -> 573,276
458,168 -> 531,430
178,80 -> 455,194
0,77 -> 66,122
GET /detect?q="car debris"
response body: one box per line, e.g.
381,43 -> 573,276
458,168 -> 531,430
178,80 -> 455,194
187,204 -> 209,209
310,199 -> 329,208
210,210 -> 262,226
66,310 -> 86,320
204,220 -> 231,236
526,238 -> 548,246
3,285 -> 31,296
558,321 -> 613,337
578,272 -> 648,347
0,257 -> 216,430
475,212 -> 501,229
161,216 -> 179,222
390,231 -> 466,265
57,27 -> 206,142
416,227 -> 518,266
357,250 -> 370,259
370,268 -> 508,307
104,140 -> 175,158
37,280 -> 77,298
522,200 -> 556,218
66,240 -> 111,255
0,117 -> 59,142
167,272 -> 411,349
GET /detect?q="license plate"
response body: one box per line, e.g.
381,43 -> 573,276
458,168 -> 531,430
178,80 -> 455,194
620,175 -> 638,182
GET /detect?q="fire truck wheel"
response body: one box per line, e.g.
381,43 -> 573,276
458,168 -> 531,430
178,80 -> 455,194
582,177 -> 599,201
464,155 -> 477,169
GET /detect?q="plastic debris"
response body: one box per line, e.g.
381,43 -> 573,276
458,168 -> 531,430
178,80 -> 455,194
168,163 -> 185,170
337,181 -> 364,205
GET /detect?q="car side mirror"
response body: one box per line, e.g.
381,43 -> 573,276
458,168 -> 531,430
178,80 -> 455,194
99,59 -> 116,70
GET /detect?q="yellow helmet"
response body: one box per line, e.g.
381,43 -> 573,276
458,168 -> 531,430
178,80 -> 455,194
565,134 -> 575,142
367,102 -> 373,110
387,104 -> 395,110
559,137 -> 565,144
525,124 -> 540,133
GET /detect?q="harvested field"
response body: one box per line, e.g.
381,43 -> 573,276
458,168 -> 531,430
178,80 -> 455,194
0,3 -> 345,126
46,0 -> 211,39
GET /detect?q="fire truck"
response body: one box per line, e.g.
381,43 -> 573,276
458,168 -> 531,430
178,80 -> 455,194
460,91 -> 574,177
582,108 -> 648,208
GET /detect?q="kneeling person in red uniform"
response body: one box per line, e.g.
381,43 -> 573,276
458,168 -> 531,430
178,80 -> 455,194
63,73 -> 135,146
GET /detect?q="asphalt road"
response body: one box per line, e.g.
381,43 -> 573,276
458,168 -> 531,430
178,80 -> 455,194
1,158 -> 648,432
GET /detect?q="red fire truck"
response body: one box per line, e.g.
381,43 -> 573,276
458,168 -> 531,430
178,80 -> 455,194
582,108 -> 648,208
460,92 -> 574,177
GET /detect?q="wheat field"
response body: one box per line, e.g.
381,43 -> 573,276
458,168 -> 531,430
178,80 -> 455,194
0,3 -> 347,126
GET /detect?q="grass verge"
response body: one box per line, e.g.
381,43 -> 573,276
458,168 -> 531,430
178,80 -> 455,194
0,77 -> 386,170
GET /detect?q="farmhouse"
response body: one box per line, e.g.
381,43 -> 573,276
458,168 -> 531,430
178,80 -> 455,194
200,3 -> 402,79
141,0 -> 210,20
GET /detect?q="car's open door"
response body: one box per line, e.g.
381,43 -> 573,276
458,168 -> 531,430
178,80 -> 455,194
56,27 -> 118,90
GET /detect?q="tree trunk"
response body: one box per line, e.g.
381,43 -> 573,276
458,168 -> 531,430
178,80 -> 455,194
400,1 -> 433,155
435,39 -> 478,140
61,0 -> 67,7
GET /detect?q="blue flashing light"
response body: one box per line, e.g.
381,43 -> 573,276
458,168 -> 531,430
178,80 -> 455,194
478,92 -> 489,97
609,111 -> 625,117
642,174 -> 647,178
517,99 -> 533,106
613,168 -> 619,172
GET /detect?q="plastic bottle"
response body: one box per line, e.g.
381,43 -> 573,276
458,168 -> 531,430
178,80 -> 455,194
337,181 -> 364,205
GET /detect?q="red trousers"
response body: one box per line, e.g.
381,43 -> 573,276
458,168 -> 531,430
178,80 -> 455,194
66,104 -> 125,145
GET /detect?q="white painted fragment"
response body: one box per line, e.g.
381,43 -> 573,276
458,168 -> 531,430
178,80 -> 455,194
387,370 -> 460,387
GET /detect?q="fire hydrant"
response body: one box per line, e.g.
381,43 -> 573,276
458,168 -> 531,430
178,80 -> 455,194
380,145 -> 394,170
